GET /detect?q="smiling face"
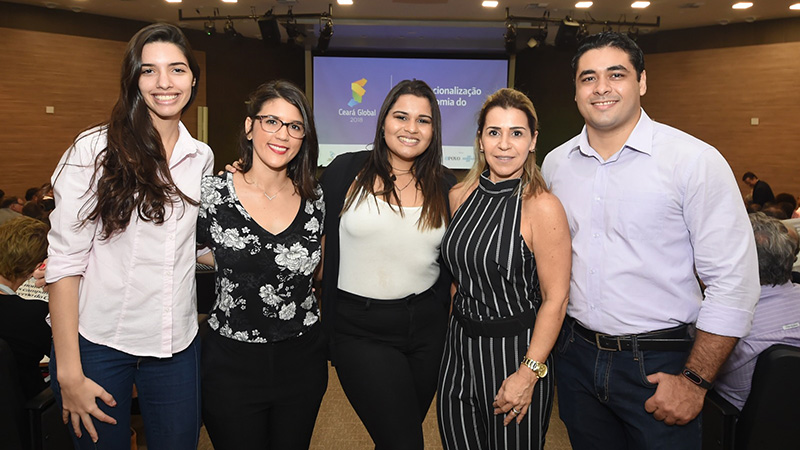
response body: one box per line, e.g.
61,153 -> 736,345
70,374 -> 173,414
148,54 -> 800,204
480,106 -> 538,182
245,98 -> 304,174
138,41 -> 195,125
382,94 -> 434,169
574,46 -> 647,139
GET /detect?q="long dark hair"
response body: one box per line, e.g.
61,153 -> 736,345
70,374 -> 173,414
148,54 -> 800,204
237,80 -> 320,201
79,23 -> 201,239
343,79 -> 448,230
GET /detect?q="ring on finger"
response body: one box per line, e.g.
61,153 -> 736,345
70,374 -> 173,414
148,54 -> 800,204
511,407 -> 520,415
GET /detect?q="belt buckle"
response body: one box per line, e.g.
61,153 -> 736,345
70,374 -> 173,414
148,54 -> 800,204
595,334 -> 622,351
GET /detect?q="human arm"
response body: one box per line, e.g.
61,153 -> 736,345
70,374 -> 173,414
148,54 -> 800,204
196,251 -> 214,267
643,147 -> 758,425
49,276 -> 117,442
493,192 -> 571,425
644,330 -> 737,425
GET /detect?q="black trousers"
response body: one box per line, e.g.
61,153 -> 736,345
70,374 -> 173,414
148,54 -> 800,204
201,325 -> 328,450
333,289 -> 448,450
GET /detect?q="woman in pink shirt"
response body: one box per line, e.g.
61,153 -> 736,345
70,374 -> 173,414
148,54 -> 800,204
45,23 -> 213,450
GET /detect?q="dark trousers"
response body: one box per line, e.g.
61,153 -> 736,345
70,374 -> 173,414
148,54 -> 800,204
333,289 -> 448,450
50,335 -> 201,450
201,325 -> 328,450
555,319 -> 701,450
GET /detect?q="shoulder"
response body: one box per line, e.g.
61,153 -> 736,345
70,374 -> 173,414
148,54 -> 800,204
326,150 -> 369,173
523,191 -> 566,217
321,151 -> 368,193
67,126 -> 108,163
541,135 -> 580,181
449,181 -> 477,214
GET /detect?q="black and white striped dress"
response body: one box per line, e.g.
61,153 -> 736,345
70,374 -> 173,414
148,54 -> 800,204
437,172 -> 553,450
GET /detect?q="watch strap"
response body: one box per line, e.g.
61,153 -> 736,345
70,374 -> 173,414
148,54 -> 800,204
681,367 -> 713,390
520,356 -> 548,378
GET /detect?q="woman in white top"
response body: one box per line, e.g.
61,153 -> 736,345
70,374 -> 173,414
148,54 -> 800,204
45,23 -> 213,450
319,79 -> 456,450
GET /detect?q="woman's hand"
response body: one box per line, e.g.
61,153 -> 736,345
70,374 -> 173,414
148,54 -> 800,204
492,368 -> 538,426
217,160 -> 243,175
33,260 -> 48,290
59,374 -> 117,442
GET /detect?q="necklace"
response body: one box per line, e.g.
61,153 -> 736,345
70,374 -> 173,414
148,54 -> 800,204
245,175 -> 290,201
263,182 -> 289,201
394,174 -> 416,192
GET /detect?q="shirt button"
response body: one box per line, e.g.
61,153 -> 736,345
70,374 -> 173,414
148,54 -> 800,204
595,196 -> 601,201
590,269 -> 597,274
593,233 -> 600,238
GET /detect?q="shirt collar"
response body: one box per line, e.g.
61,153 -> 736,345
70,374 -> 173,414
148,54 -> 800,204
169,122 -> 201,168
568,108 -> 654,160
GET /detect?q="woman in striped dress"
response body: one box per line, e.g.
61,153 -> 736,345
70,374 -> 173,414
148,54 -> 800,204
437,88 -> 571,450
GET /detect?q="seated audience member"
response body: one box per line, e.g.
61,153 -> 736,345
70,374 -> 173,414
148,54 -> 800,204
715,212 -> 800,410
774,193 -> 798,219
761,202 -> 789,220
0,217 -> 51,400
22,201 -> 48,225
25,187 -> 39,203
0,196 -> 23,226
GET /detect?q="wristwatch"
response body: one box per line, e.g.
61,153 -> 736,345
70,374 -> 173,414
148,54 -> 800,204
681,367 -> 713,390
520,356 -> 548,378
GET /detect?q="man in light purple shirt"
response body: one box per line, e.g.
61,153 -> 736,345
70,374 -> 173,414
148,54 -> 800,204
541,32 -> 760,450
715,213 -> 800,410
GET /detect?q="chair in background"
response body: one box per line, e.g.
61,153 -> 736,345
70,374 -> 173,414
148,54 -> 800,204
702,344 -> 800,450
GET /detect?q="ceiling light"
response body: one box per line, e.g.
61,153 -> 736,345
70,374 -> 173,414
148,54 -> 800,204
575,1 -> 593,8
221,0 -> 237,3
317,17 -> 334,52
631,1 -> 650,8
203,20 -> 216,36
482,1 -> 499,7
337,0 -> 354,5
791,3 -> 800,10
224,19 -> 239,38
165,0 -> 181,3
732,2 -> 753,9
504,20 -> 518,54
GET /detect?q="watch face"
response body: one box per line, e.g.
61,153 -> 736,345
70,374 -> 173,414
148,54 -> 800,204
535,362 -> 548,378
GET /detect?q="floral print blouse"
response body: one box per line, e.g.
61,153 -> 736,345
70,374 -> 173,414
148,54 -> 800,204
197,172 -> 324,343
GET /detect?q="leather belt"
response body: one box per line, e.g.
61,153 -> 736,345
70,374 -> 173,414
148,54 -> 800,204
568,317 -> 693,352
453,307 -> 536,339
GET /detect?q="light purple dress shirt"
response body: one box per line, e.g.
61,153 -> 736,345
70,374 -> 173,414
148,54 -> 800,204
46,123 -> 214,358
715,282 -> 800,410
542,109 -> 759,336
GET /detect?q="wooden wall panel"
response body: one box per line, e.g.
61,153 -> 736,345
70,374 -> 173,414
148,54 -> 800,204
0,27 -> 206,198
642,42 -> 800,202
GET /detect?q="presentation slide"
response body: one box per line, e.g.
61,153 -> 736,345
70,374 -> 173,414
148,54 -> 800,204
313,56 -> 508,169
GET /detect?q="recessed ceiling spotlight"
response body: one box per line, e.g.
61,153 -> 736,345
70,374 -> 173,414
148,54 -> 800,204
732,2 -> 753,9
221,0 -> 237,3
631,1 -> 650,8
482,1 -> 499,7
575,1 -> 593,8
165,0 -> 181,3
337,0 -> 354,5
791,3 -> 800,10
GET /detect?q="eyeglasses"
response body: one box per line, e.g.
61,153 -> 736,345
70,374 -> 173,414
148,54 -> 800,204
253,115 -> 306,139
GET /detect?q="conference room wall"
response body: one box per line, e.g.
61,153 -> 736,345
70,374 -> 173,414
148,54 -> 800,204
0,26 -> 206,198
0,1 -> 305,198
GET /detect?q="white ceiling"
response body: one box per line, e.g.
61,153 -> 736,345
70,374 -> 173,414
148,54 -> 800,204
8,0 -> 800,51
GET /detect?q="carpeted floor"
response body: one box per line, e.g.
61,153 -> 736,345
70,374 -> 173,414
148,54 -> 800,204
134,363 -> 573,450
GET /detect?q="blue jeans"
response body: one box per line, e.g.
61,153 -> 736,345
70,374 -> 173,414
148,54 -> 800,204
554,319 -> 701,450
50,335 -> 201,450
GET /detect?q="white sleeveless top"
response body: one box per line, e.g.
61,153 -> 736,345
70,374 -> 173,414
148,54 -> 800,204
338,194 -> 445,299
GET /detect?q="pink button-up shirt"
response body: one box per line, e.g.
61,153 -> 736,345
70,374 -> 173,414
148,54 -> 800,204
46,123 -> 214,357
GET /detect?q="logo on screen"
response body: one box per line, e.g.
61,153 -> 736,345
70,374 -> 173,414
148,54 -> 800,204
347,78 -> 367,107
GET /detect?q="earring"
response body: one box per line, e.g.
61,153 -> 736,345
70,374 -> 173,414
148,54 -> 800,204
192,79 -> 197,87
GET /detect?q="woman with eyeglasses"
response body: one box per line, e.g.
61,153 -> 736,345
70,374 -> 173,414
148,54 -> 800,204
196,80 -> 327,450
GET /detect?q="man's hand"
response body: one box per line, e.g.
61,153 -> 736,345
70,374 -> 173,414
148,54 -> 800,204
643,372 -> 705,425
